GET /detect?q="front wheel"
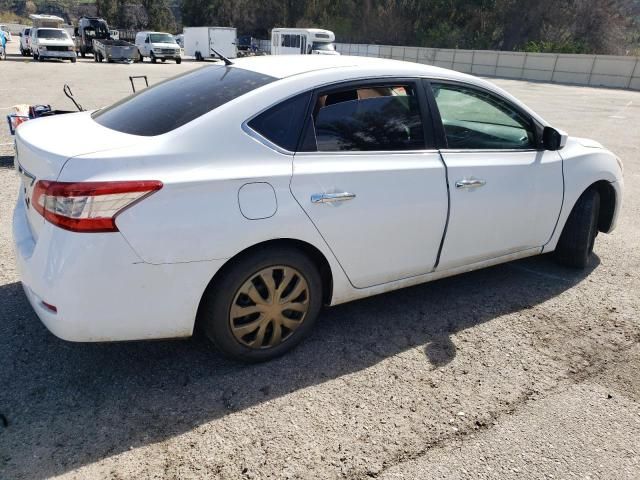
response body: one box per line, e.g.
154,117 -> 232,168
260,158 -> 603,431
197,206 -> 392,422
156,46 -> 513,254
176,57 -> 182,64
555,189 -> 600,268
150,52 -> 157,63
199,247 -> 323,362
71,57 -> 76,63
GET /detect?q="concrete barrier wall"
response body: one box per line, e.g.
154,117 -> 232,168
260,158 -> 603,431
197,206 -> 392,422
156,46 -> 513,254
334,43 -> 640,91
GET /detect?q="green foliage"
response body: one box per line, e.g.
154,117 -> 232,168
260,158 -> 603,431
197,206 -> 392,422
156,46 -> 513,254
1,0 -> 638,54
523,40 -> 588,55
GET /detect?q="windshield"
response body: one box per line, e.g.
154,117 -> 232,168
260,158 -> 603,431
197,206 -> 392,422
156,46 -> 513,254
312,42 -> 335,51
37,29 -> 70,40
88,20 -> 109,36
150,33 -> 176,44
93,66 -> 275,136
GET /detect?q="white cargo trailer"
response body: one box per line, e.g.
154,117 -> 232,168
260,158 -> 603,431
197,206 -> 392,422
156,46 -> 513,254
183,26 -> 237,61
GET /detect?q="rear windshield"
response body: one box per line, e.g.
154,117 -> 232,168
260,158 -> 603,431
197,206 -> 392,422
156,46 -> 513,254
38,29 -> 70,40
93,66 -> 276,136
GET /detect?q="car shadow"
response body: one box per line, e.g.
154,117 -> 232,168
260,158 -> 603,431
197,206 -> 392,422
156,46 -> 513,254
0,253 -> 598,478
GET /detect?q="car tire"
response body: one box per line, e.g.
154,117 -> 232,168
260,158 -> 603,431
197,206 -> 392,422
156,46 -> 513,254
176,57 -> 182,64
555,188 -> 600,268
71,57 -> 76,63
195,51 -> 202,61
199,246 -> 323,362
150,52 -> 157,63
33,51 -> 38,60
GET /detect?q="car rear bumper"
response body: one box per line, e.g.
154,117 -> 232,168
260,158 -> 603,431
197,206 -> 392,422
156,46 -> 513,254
12,191 -> 224,342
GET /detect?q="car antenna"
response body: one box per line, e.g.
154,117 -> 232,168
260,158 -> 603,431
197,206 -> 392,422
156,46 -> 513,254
210,48 -> 234,66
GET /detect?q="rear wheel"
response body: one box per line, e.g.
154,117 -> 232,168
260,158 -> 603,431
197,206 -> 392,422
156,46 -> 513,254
199,247 -> 323,362
555,188 -> 600,268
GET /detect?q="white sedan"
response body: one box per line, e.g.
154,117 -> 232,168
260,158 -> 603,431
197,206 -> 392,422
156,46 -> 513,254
12,56 -> 623,361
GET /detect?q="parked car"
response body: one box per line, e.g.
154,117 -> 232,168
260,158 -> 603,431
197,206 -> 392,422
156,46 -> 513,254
12,56 -> 623,362
20,27 -> 31,55
30,27 -> 76,62
135,31 -> 181,63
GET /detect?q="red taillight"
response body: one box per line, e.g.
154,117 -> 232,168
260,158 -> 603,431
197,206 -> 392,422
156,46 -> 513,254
32,180 -> 163,233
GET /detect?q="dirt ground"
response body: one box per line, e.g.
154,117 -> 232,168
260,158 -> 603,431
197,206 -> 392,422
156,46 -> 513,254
1,40 -> 639,479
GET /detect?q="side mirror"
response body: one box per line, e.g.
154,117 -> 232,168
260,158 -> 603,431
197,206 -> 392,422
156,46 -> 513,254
543,126 -> 568,151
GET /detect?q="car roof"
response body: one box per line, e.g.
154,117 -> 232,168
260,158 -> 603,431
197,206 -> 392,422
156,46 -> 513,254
232,54 -> 478,84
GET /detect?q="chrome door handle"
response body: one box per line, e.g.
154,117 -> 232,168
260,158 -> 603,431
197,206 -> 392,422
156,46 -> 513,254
455,178 -> 486,189
311,192 -> 356,204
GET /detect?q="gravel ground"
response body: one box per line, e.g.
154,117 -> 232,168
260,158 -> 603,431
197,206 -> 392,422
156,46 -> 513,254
1,41 -> 639,479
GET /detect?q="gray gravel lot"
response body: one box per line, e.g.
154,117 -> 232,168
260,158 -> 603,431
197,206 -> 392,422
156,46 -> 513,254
1,41 -> 639,479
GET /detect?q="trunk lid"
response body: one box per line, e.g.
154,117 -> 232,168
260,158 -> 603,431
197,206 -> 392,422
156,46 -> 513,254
15,111 -> 143,240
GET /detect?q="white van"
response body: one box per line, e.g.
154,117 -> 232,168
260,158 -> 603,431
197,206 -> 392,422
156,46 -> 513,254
29,14 -> 76,62
183,26 -> 237,61
135,31 -> 182,63
270,28 -> 339,55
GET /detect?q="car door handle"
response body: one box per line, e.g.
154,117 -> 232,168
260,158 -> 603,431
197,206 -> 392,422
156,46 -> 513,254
455,178 -> 486,189
311,192 -> 356,204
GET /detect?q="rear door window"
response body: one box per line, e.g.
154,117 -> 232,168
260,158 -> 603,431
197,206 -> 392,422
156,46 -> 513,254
307,84 -> 426,152
93,66 -> 275,136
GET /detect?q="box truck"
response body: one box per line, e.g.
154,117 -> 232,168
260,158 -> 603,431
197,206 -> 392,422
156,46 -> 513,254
183,26 -> 237,61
